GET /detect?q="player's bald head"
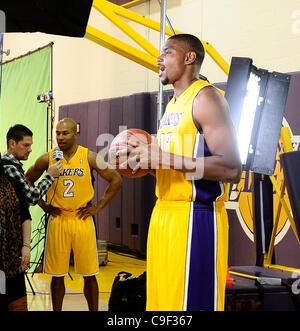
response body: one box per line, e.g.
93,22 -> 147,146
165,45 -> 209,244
57,118 -> 77,133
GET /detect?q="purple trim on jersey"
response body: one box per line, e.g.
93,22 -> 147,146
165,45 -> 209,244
186,202 -> 215,311
194,138 -> 222,204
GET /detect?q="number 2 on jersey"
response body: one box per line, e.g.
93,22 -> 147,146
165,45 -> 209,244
63,179 -> 74,197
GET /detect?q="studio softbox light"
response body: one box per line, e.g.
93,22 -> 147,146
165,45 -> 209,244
225,57 -> 291,175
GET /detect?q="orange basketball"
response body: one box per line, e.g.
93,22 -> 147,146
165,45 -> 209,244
109,128 -> 152,178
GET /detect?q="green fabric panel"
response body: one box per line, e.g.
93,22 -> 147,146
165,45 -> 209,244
0,45 -> 51,272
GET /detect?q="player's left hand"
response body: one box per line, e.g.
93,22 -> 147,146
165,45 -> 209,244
118,136 -> 161,175
77,204 -> 99,220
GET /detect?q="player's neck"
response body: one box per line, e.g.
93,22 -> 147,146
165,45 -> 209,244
63,144 -> 78,161
173,77 -> 198,101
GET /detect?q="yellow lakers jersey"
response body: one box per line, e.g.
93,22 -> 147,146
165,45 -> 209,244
156,80 -> 229,202
47,145 -> 94,211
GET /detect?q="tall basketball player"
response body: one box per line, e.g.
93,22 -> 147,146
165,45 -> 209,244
26,118 -> 122,311
119,34 -> 241,311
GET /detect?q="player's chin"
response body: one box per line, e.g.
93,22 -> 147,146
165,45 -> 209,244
58,143 -> 67,150
160,76 -> 169,86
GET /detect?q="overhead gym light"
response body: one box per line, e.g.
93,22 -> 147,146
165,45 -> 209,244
225,57 -> 291,175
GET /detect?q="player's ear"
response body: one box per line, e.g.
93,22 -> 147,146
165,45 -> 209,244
185,51 -> 197,65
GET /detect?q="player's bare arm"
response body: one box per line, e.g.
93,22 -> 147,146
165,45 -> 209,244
26,153 -> 62,216
191,86 -> 242,183
26,153 -> 62,181
76,150 -> 123,220
26,153 -> 49,184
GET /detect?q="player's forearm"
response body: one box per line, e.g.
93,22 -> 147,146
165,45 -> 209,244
95,175 -> 123,212
197,154 -> 241,183
38,198 -> 48,212
159,150 -> 241,183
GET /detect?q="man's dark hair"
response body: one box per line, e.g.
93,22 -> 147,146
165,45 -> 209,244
6,124 -> 33,147
168,33 -> 205,67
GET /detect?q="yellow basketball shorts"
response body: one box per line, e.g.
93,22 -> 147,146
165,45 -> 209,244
43,212 -> 99,277
146,200 -> 228,311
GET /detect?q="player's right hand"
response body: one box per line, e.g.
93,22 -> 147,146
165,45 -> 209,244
42,202 -> 62,217
47,161 -> 62,178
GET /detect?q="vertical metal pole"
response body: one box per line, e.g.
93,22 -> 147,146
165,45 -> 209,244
157,0 -> 176,35
50,43 -> 53,150
157,0 -> 167,130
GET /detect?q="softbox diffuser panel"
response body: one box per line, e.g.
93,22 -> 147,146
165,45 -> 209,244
225,57 -> 252,130
0,0 -> 93,37
251,72 -> 290,175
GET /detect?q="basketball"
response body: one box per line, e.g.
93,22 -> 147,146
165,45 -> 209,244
109,128 -> 152,178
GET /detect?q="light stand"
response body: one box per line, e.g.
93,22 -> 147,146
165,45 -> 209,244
224,57 -> 298,276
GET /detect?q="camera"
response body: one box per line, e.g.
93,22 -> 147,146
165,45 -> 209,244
37,90 -> 53,103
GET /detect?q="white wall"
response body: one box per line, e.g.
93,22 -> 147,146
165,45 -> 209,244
3,0 -> 300,129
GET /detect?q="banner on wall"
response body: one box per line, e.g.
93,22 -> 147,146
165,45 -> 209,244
226,119 -> 299,244
0,44 -> 52,272
226,120 -> 300,268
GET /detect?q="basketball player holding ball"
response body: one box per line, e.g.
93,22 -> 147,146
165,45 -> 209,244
117,34 -> 241,311
26,118 -> 122,311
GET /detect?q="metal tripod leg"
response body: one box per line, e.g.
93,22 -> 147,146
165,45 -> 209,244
25,271 -> 35,296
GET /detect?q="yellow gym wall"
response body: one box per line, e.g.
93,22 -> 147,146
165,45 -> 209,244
3,0 -> 300,133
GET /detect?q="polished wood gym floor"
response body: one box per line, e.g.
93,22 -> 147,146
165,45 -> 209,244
26,250 -> 146,311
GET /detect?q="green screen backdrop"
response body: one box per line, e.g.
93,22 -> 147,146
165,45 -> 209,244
0,44 -> 52,272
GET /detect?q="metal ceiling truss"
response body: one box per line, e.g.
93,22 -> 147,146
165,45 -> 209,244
85,0 -> 230,75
